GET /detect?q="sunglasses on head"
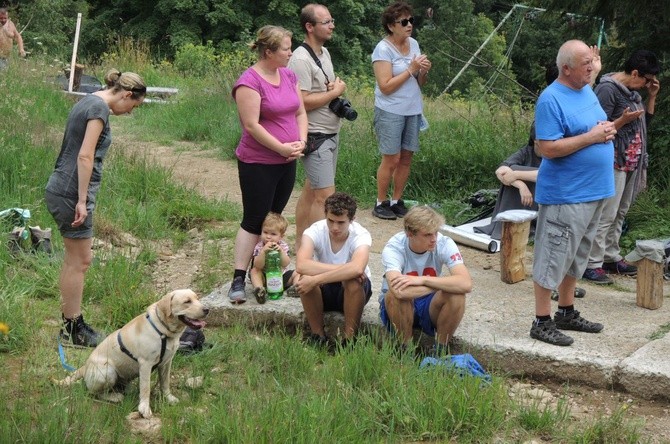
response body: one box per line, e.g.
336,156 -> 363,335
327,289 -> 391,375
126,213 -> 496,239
395,16 -> 414,27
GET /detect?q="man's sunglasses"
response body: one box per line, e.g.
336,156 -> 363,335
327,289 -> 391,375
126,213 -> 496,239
395,16 -> 414,27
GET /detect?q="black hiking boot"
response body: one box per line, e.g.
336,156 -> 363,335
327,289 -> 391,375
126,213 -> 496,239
60,314 -> 103,348
554,310 -> 604,333
530,319 -> 574,346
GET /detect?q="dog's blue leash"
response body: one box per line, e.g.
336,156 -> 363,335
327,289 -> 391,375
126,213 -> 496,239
58,338 -> 77,372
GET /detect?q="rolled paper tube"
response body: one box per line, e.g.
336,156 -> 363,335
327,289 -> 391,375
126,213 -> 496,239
440,225 -> 499,253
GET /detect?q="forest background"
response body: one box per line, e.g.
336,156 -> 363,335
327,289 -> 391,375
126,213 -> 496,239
10,0 -> 670,177
5,0 -> 670,237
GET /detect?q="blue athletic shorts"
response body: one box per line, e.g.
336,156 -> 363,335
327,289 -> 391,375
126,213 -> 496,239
379,292 -> 436,336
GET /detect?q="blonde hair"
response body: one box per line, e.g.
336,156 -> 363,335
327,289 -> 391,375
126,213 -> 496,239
103,69 -> 147,100
249,25 -> 292,59
262,212 -> 288,235
404,205 -> 445,235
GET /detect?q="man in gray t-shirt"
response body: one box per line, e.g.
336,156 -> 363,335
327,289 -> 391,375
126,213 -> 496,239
289,3 -> 345,251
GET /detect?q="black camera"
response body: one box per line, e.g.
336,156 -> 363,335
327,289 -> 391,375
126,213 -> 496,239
329,98 -> 358,121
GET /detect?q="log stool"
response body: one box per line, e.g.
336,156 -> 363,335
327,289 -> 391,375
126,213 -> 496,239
494,210 -> 537,284
64,63 -> 85,92
625,239 -> 666,310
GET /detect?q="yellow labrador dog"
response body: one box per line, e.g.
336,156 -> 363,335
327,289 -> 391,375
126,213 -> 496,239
55,289 -> 208,418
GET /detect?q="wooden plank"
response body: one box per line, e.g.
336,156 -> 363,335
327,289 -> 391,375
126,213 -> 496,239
500,220 -> 531,284
636,258 -> 664,310
146,87 -> 179,95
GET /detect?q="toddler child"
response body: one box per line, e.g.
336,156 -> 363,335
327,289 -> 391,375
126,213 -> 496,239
250,212 -> 296,303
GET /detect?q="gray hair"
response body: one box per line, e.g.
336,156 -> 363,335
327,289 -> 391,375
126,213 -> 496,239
556,39 -> 586,70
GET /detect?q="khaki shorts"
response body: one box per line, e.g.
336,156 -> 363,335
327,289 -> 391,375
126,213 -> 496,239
532,200 -> 605,290
302,134 -> 339,189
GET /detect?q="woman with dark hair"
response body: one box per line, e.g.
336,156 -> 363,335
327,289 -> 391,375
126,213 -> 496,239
227,25 -> 308,303
46,70 -> 146,347
583,49 -> 661,284
371,1 -> 431,220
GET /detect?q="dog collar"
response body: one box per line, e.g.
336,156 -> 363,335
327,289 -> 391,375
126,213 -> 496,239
147,311 -> 169,338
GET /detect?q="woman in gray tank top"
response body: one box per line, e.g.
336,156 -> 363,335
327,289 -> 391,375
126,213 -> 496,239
45,69 -> 146,347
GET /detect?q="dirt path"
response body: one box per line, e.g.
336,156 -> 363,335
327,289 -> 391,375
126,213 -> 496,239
119,138 -> 670,442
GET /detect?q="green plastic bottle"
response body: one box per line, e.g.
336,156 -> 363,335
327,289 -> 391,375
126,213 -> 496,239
265,249 -> 284,300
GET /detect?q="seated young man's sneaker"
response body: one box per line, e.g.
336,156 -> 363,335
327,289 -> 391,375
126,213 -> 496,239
582,267 -> 613,285
285,285 -> 299,298
228,276 -> 247,304
390,200 -> 409,218
60,315 -> 103,348
372,201 -> 397,220
554,310 -> 603,333
530,319 -> 573,346
253,286 -> 267,304
305,333 -> 329,348
602,260 -> 637,276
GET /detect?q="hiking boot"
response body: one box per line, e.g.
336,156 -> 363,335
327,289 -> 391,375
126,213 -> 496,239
28,226 -> 52,255
228,276 -> 246,304
60,314 -> 103,348
390,200 -> 409,218
530,319 -> 574,346
253,286 -> 267,304
7,229 -> 23,255
554,310 -> 603,333
372,201 -> 396,220
550,287 -> 586,301
582,268 -> 614,285
602,260 -> 637,276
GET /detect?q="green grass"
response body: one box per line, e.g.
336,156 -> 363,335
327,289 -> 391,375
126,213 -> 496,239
2,325 -> 645,443
0,55 -> 658,443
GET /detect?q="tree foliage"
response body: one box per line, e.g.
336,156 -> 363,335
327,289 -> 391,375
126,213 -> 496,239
537,0 -> 670,188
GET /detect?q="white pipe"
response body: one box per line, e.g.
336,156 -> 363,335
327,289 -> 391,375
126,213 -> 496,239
440,224 -> 499,254
68,13 -> 82,93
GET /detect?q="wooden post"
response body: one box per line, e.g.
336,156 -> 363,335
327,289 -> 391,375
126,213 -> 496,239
500,220 -> 531,284
68,13 -> 82,93
635,258 -> 664,310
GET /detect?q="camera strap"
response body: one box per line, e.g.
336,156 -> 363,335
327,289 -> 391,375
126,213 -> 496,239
300,42 -> 331,84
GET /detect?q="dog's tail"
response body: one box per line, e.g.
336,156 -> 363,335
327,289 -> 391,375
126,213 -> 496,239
51,366 -> 85,386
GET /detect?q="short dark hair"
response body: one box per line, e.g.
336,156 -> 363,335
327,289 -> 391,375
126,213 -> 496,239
623,49 -> 661,77
300,4 -> 318,32
381,1 -> 413,35
324,192 -> 357,220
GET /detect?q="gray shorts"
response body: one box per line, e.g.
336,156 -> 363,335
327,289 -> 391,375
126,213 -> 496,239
302,134 -> 339,189
373,107 -> 420,155
45,190 -> 94,239
532,200 -> 605,290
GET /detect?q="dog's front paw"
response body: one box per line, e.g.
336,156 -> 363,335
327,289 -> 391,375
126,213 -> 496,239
138,401 -> 153,419
166,394 -> 179,405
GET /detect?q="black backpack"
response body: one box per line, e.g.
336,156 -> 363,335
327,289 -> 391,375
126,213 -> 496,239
178,327 -> 206,353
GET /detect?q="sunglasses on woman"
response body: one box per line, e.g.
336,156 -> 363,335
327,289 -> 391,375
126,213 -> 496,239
395,16 -> 414,27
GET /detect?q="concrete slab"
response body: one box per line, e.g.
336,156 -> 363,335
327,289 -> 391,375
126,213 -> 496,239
203,249 -> 670,400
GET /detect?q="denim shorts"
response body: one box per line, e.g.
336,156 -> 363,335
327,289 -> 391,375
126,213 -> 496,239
379,292 -> 436,337
532,200 -> 605,289
373,107 -> 420,155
